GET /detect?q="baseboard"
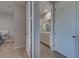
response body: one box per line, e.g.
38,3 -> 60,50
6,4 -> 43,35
53,50 -> 67,58
51,47 -> 55,51
13,44 -> 26,49
26,50 -> 31,58
5,39 -> 14,42
40,41 -> 50,48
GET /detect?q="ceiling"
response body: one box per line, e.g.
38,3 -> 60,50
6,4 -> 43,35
0,1 -> 26,15
0,1 -> 59,16
39,1 -> 59,15
39,1 -> 52,15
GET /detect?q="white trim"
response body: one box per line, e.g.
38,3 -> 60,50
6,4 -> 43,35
26,1 -> 31,58
14,44 -> 26,49
40,32 -> 50,34
32,1 -> 34,58
32,1 -> 40,58
76,1 -> 79,57
50,2 -> 55,51
5,39 -> 14,42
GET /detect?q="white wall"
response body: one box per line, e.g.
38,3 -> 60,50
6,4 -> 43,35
0,13 -> 14,37
14,5 -> 26,48
40,33 -> 50,46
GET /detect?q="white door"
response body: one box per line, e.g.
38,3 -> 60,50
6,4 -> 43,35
26,1 -> 32,57
54,2 -> 77,58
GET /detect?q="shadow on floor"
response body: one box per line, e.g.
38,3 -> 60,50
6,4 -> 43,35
52,51 -> 67,58
40,42 -> 67,58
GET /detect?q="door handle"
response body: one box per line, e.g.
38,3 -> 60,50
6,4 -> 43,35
72,35 -> 76,38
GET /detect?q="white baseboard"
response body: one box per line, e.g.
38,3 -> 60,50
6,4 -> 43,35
13,44 -> 26,49
51,47 -> 55,51
5,39 -> 14,42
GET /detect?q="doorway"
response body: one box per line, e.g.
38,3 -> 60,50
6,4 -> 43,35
38,1 -> 70,58
0,1 -> 27,58
39,1 -> 55,58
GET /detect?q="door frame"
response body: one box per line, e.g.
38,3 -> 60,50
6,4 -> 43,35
31,1 -> 55,58
26,1 -> 40,58
26,1 -> 32,58
31,1 -> 40,58
50,2 -> 54,51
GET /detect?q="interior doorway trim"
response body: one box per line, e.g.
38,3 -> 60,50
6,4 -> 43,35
31,1 -> 40,58
50,2 -> 55,51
